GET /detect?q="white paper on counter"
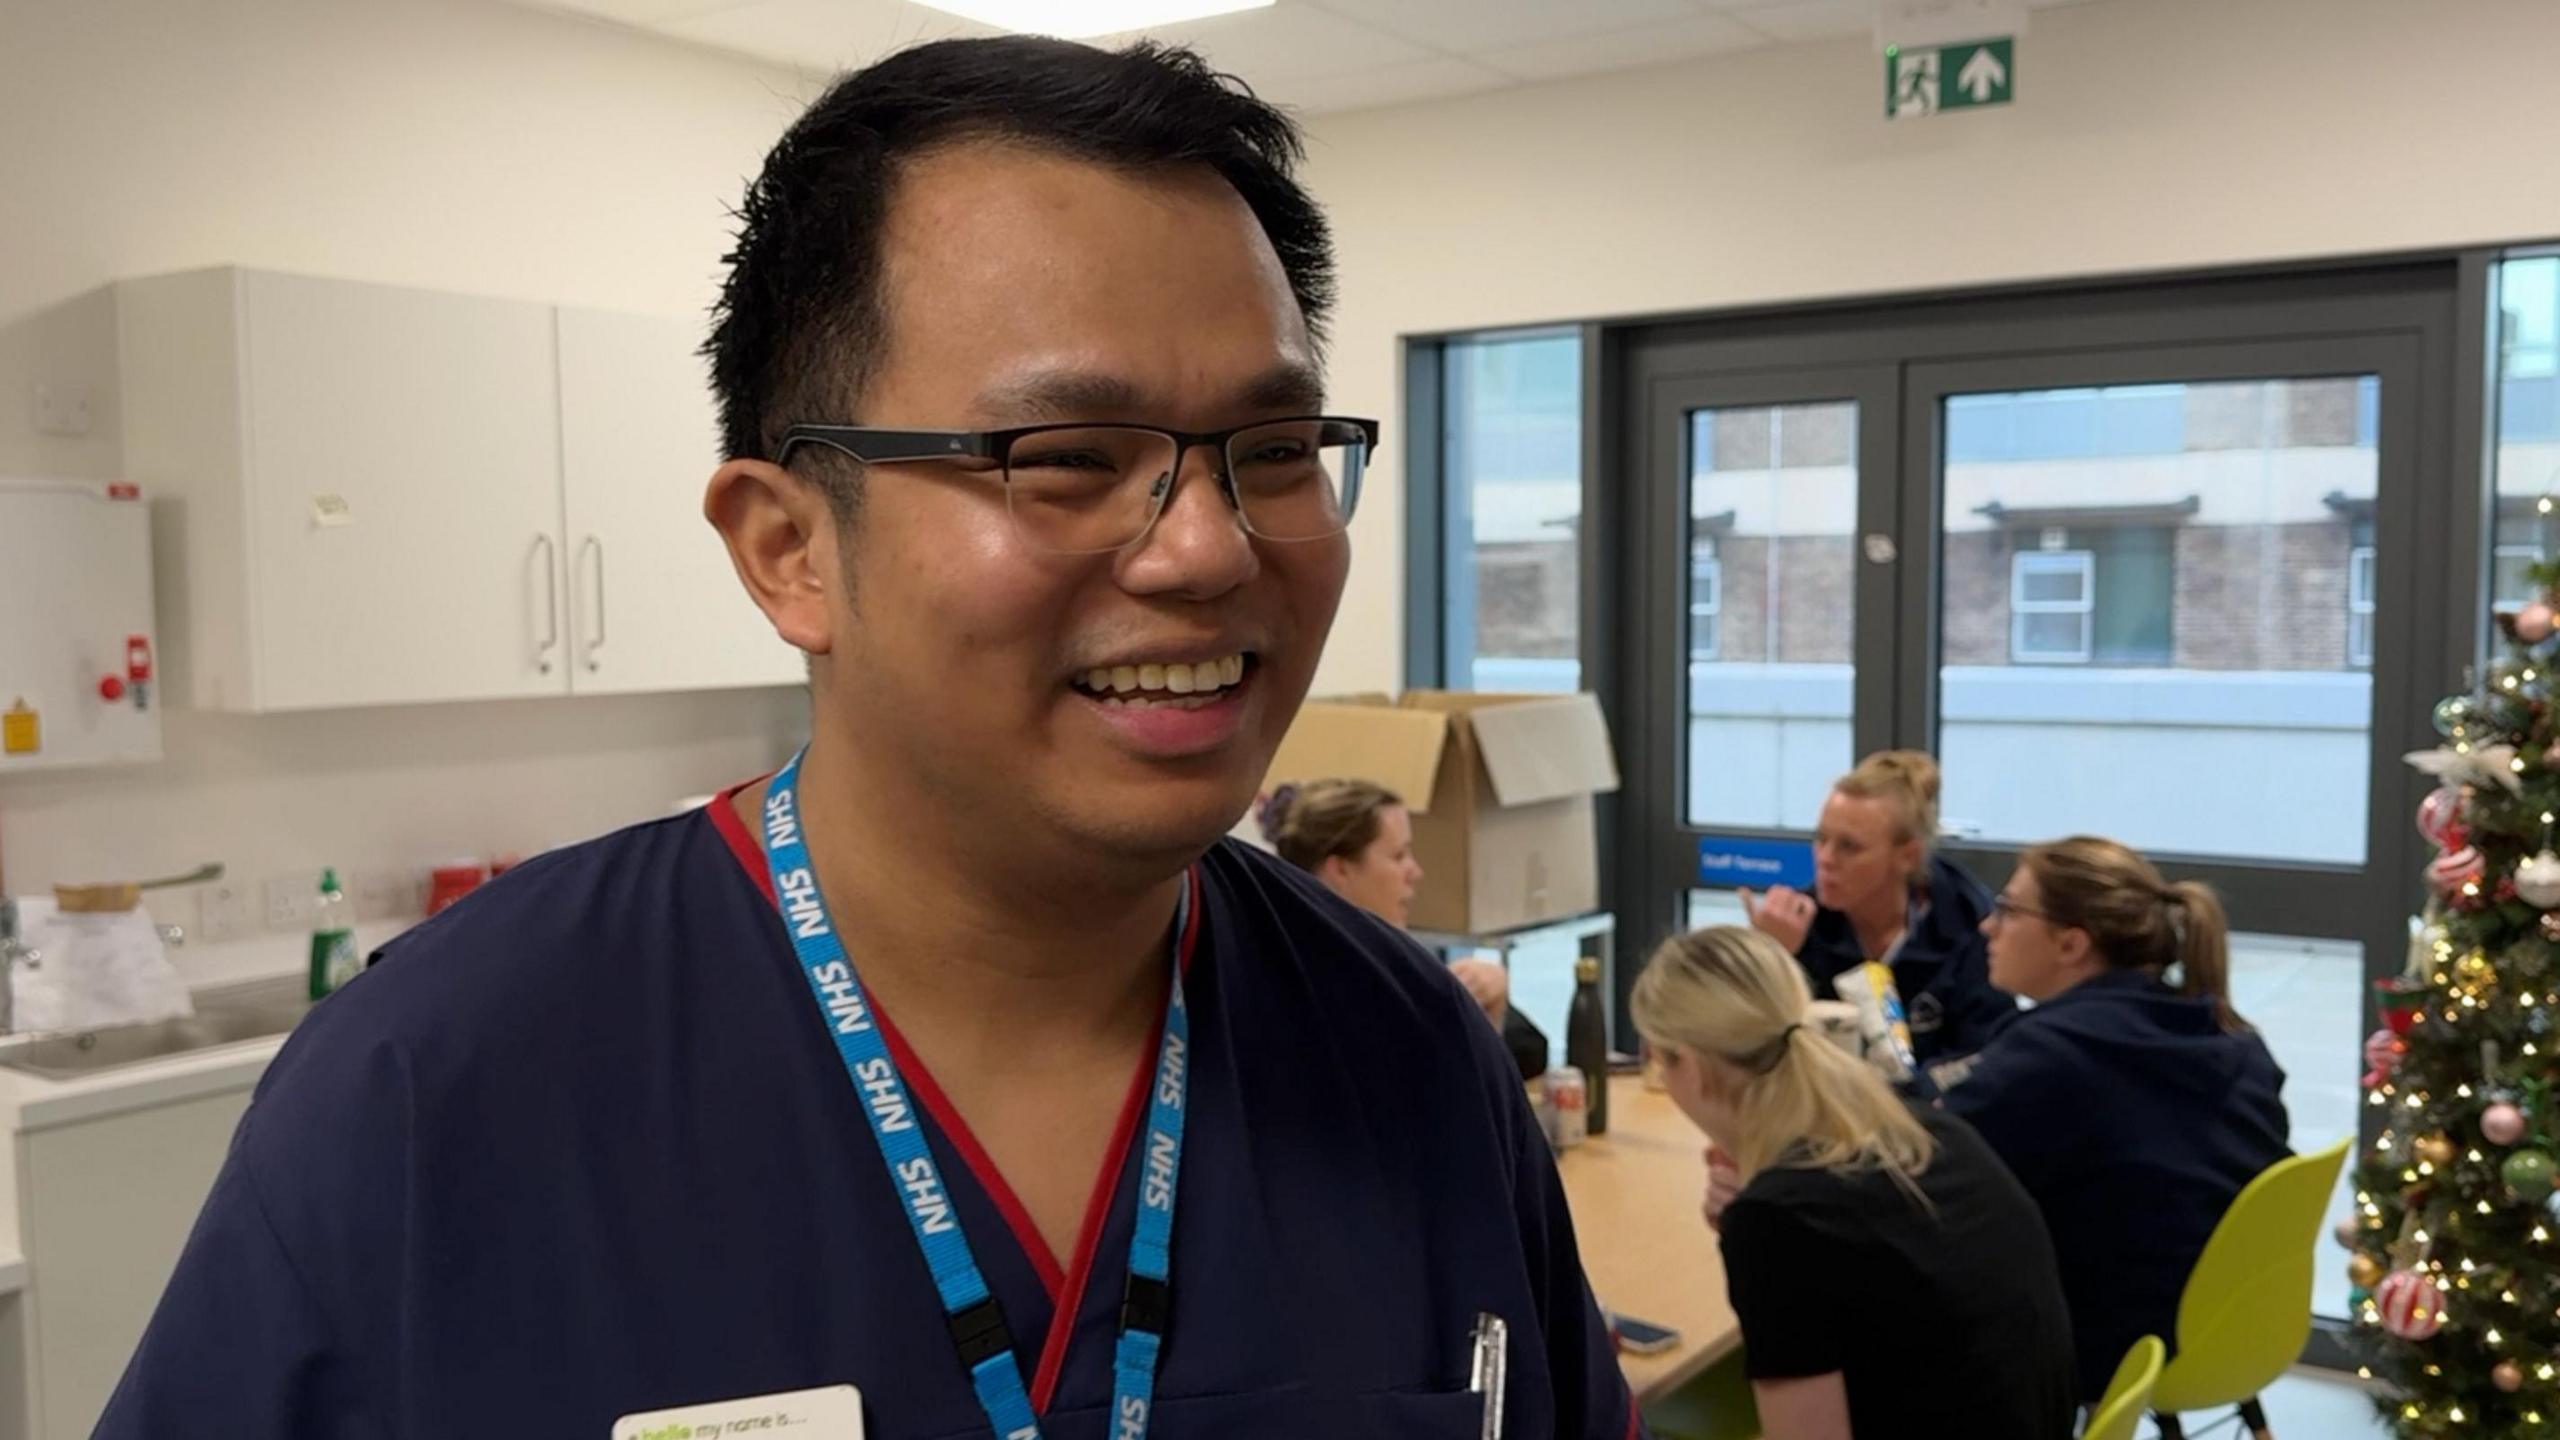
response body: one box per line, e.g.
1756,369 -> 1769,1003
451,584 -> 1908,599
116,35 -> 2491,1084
8,899 -> 194,1034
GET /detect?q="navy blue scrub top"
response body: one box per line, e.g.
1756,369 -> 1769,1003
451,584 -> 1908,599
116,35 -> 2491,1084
1795,855 -> 2014,1070
99,792 -> 1642,1439
1941,967 -> 2290,1401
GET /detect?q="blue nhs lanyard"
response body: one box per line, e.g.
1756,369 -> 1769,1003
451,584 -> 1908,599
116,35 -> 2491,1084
761,750 -> 1191,1440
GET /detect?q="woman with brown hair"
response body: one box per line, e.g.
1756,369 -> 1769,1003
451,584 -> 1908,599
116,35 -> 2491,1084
1634,924 -> 2075,1440
1948,835 -> 2290,1404
1259,779 -> 1550,1079
1741,750 -> 2014,1080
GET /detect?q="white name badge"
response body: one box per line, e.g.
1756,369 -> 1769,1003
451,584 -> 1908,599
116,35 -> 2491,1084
611,1384 -> 864,1440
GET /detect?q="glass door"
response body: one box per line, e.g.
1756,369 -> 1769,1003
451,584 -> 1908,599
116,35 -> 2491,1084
1909,339 -> 2425,1328
1619,283 -> 2451,1351
1622,365 -> 1901,935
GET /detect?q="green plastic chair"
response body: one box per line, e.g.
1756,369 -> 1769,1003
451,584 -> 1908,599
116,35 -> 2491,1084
2083,1336 -> 2164,1440
2149,1139 -> 2353,1440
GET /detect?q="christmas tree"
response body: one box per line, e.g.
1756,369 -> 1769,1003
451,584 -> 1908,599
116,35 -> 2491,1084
2350,579 -> 2560,1436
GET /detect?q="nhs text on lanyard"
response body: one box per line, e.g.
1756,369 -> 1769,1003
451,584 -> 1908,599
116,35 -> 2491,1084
762,750 -> 1191,1440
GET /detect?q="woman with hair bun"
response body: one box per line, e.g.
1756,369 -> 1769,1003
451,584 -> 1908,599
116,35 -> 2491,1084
1741,749 -> 2014,1078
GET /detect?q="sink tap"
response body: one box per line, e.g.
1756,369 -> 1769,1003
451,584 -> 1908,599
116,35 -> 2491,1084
0,899 -> 41,1037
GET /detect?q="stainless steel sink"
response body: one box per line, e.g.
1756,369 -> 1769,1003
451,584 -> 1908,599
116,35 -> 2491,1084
0,975 -> 314,1081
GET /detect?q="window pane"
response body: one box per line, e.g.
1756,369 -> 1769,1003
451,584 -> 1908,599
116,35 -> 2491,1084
2017,563 -> 2087,605
2090,527 -> 2175,665
1687,401 -> 1857,828
1941,378 -> 2377,863
2228,933 -> 2368,1322
1443,334 -> 1581,693
2493,255 -> 2560,639
2015,611 -> 2088,658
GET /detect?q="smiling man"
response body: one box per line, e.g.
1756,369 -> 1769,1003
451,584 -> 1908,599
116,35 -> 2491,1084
100,37 -> 1639,1440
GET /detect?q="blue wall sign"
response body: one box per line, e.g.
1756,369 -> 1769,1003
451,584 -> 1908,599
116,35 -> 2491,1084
1695,835 -> 1816,891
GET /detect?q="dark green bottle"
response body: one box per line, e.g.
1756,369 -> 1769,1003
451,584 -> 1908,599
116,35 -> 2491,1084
1566,955 -> 1608,1137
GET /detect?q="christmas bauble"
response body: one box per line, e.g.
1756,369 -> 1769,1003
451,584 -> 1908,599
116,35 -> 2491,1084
2522,603 -> 2559,645
2497,1359 -> 2527,1393
2543,911 -> 2560,943
2418,785 -> 2468,849
2418,1132 -> 2459,1166
2335,1215 -> 2363,1247
2349,1284 -> 2373,1308
2375,1269 -> 2447,1339
2429,845 -> 2487,897
2485,1101 -> 2531,1146
2519,851 -> 2560,908
2504,1149 -> 2558,1198
2363,1028 -> 2406,1087
2435,694 -> 2479,737
2348,1252 -> 2386,1288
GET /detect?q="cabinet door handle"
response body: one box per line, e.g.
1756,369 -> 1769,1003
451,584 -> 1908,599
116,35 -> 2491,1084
532,533 -> 559,674
581,535 -> 606,671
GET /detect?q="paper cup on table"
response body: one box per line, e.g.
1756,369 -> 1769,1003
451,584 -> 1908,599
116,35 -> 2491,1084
1830,963 -> 1917,1083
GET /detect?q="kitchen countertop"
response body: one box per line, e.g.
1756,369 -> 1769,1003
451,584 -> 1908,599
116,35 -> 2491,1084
0,963 -> 324,1302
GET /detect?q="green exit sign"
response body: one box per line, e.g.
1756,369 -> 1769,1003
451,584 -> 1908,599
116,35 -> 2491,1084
1886,36 -> 2014,119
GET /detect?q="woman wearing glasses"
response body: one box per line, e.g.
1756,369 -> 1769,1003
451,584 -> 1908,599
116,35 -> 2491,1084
1947,836 -> 2290,1404
1634,925 -> 2076,1440
1740,750 -> 2014,1087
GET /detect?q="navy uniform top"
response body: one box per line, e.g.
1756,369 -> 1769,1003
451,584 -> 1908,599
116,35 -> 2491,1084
1940,968 -> 2290,1401
99,794 -> 1641,1439
1795,855 -> 2014,1071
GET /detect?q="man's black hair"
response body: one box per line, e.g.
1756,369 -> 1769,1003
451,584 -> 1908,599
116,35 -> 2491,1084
704,36 -> 1336,475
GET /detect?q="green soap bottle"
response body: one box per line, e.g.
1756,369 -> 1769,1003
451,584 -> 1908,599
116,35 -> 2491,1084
308,867 -> 359,1000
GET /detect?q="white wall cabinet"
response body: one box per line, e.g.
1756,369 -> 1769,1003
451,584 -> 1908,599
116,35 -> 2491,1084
557,307 -> 803,695
119,268 -> 799,712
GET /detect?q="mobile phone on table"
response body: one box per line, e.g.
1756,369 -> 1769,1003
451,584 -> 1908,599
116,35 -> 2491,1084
1609,1312 -> 1680,1355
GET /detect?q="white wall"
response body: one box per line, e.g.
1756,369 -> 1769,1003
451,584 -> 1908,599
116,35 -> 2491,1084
0,0 -> 818,982
1300,0 -> 2560,695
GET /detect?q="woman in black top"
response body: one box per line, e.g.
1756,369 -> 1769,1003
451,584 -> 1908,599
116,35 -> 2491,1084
1633,925 -> 2076,1440
1948,836 -> 2289,1403
1740,750 -> 2015,1084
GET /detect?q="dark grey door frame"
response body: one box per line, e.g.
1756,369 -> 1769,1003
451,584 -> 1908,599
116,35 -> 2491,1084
1612,261 -> 2467,965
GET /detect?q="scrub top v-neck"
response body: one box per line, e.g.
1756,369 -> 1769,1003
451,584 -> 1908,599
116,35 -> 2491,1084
96,790 -> 1644,1440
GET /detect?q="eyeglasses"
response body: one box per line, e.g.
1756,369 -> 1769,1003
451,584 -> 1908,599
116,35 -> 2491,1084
1988,894 -> 2055,926
777,416 -> 1378,555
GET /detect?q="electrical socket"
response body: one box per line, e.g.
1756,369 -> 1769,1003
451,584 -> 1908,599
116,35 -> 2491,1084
347,869 -> 425,924
264,873 -> 325,932
198,879 -> 257,944
30,382 -> 93,438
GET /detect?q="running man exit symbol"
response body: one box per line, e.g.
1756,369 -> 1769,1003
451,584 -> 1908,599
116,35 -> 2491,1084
1887,37 -> 2014,118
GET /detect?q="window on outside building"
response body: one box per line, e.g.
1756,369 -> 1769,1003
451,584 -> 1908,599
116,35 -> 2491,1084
2347,545 -> 2377,669
1689,549 -> 1722,661
2011,549 -> 2094,662
2006,525 -> 2176,665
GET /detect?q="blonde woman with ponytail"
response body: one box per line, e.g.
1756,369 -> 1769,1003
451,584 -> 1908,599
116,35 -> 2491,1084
1949,835 -> 2290,1405
1633,926 -> 2076,1440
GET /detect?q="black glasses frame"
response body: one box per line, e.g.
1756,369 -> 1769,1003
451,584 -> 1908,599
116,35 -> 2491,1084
777,416 -> 1381,476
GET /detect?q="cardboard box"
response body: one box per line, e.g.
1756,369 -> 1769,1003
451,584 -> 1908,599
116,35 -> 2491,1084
1265,690 -> 1621,935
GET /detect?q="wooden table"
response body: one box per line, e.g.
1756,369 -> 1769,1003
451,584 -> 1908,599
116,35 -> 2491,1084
1553,1078 -> 1742,1405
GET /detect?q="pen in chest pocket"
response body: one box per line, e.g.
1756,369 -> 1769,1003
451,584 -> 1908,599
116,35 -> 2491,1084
1467,1311 -> 1508,1440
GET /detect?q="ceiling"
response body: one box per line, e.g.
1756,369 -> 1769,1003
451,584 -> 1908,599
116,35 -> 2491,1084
512,0 -> 2109,113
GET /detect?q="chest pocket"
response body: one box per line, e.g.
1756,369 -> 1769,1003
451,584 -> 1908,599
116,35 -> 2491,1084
920,1386 -> 1487,1439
